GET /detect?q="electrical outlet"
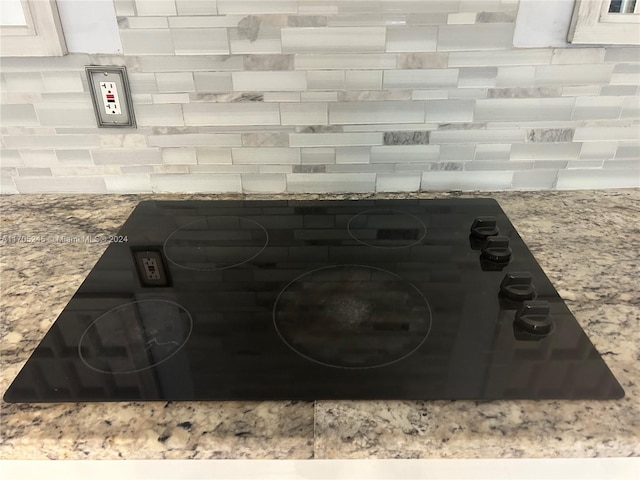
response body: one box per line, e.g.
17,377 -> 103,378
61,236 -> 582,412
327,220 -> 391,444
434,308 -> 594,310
99,82 -> 122,115
133,248 -> 171,287
86,66 -> 136,128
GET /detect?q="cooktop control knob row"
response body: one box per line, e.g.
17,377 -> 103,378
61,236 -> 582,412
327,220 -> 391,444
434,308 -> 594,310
515,301 -> 553,335
480,236 -> 512,263
500,272 -> 535,301
470,216 -> 499,239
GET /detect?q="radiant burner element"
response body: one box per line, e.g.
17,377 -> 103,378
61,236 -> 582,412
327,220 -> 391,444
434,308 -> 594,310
273,265 -> 432,369
347,209 -> 427,249
163,216 -> 268,270
78,299 -> 193,374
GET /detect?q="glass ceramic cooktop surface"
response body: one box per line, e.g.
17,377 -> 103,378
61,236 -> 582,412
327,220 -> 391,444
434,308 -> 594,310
4,199 -> 624,402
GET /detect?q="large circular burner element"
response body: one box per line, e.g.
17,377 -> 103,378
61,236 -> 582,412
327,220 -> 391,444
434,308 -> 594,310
273,265 -> 432,369
164,216 -> 268,270
347,209 -> 427,249
78,300 -> 193,374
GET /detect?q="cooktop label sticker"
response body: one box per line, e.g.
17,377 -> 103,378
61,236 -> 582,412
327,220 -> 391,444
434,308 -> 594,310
273,264 -> 432,369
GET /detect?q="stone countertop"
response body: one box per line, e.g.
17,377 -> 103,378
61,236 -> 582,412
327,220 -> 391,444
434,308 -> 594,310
0,190 -> 638,460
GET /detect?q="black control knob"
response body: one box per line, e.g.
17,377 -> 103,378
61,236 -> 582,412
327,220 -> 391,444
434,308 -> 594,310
515,301 -> 553,335
481,236 -> 512,263
500,272 -> 535,301
470,216 -> 499,239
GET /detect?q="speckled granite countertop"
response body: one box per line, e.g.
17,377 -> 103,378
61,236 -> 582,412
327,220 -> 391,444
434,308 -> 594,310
1,190 -> 639,460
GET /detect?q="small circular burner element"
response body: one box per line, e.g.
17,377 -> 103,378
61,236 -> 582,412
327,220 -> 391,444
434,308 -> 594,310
164,216 -> 268,270
273,265 -> 432,369
347,209 -> 427,249
78,299 -> 193,374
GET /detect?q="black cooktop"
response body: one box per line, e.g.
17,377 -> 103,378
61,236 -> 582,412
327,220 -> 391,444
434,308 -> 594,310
4,199 -> 624,402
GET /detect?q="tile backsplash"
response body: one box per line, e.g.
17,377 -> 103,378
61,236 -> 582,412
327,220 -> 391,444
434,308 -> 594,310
1,0 -> 639,194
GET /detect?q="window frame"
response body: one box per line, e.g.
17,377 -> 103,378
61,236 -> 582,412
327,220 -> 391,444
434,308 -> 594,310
0,0 -> 67,57
569,0 -> 640,45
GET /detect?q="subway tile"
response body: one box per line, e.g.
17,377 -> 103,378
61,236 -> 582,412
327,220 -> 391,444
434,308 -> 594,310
412,90 -> 449,100
196,147 -> 232,164
282,27 -> 386,53
229,25 -> 282,54
511,143 -> 581,160
188,164 -> 256,173
383,131 -> 429,145
218,0 -> 296,14
421,170 -> 513,190
129,73 -> 159,94
293,164 -> 326,173
3,135 -> 101,149
286,172 -> 376,193
425,99 -> 474,122
264,92 -> 301,102
534,64 -> 614,86
574,127 -> 640,142
301,91 -> 338,102
474,98 -> 575,121
449,49 -> 551,66
440,144 -> 475,160
430,129 -> 525,144
105,174 -> 152,193
193,72 -> 233,91
380,2 -> 461,13
488,87 -> 561,98
397,52 -> 448,69
301,147 -> 336,164
495,66 -> 536,87
561,85 -> 601,96
465,160 -> 532,171
601,85 -> 638,96
556,168 -> 640,189
615,143 -> 640,159
526,128 -> 574,142
242,173 -> 286,193
288,16 -> 329,28
114,0 -> 135,15
162,148 -> 197,165
151,173 -> 242,192
289,132 -> 383,147
329,101 -> 425,125
383,69 -> 459,88
327,13 -> 406,26
371,145 -> 440,162
604,47 -> 640,63
327,163 -> 393,173
474,144 -> 511,160
120,29 -> 175,55
407,13 -> 449,25
579,142 -> 617,160
152,93 -> 191,103
280,103 -> 327,125
298,1 -> 338,14
135,104 -> 184,126
344,70 -> 382,90
35,105 -> 95,127
603,159 -> 640,169
172,28 -> 229,54
386,27 -> 437,52
376,173 -> 421,192
0,150 -> 23,167
40,92 -> 91,103
295,54 -> 397,69
567,160 -> 603,169
511,170 -> 558,190
140,55 -> 244,72
232,147 -> 300,164
621,96 -> 640,118
148,133 -> 242,147
2,73 -> 45,92
242,132 -> 288,147
448,12 -> 477,24
156,72 -> 195,92
14,176 -> 107,193
551,48 -> 605,64
17,167 -> 52,177
0,54 -> 92,73
243,54 -> 294,71
135,0 -> 176,15
183,103 -> 280,126
448,88 -> 488,99
458,67 -> 497,87
92,148 -> 161,165
0,105 -> 38,126
42,72 -> 84,92
335,147 -> 370,164
169,15 -> 243,28
307,70 -> 345,90
438,23 -> 514,51
571,96 -> 624,120
342,90 -> 413,101
18,150 -> 58,166
233,71 -> 307,91
175,0 -> 218,15
154,165 -> 190,174
127,17 -> 169,28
